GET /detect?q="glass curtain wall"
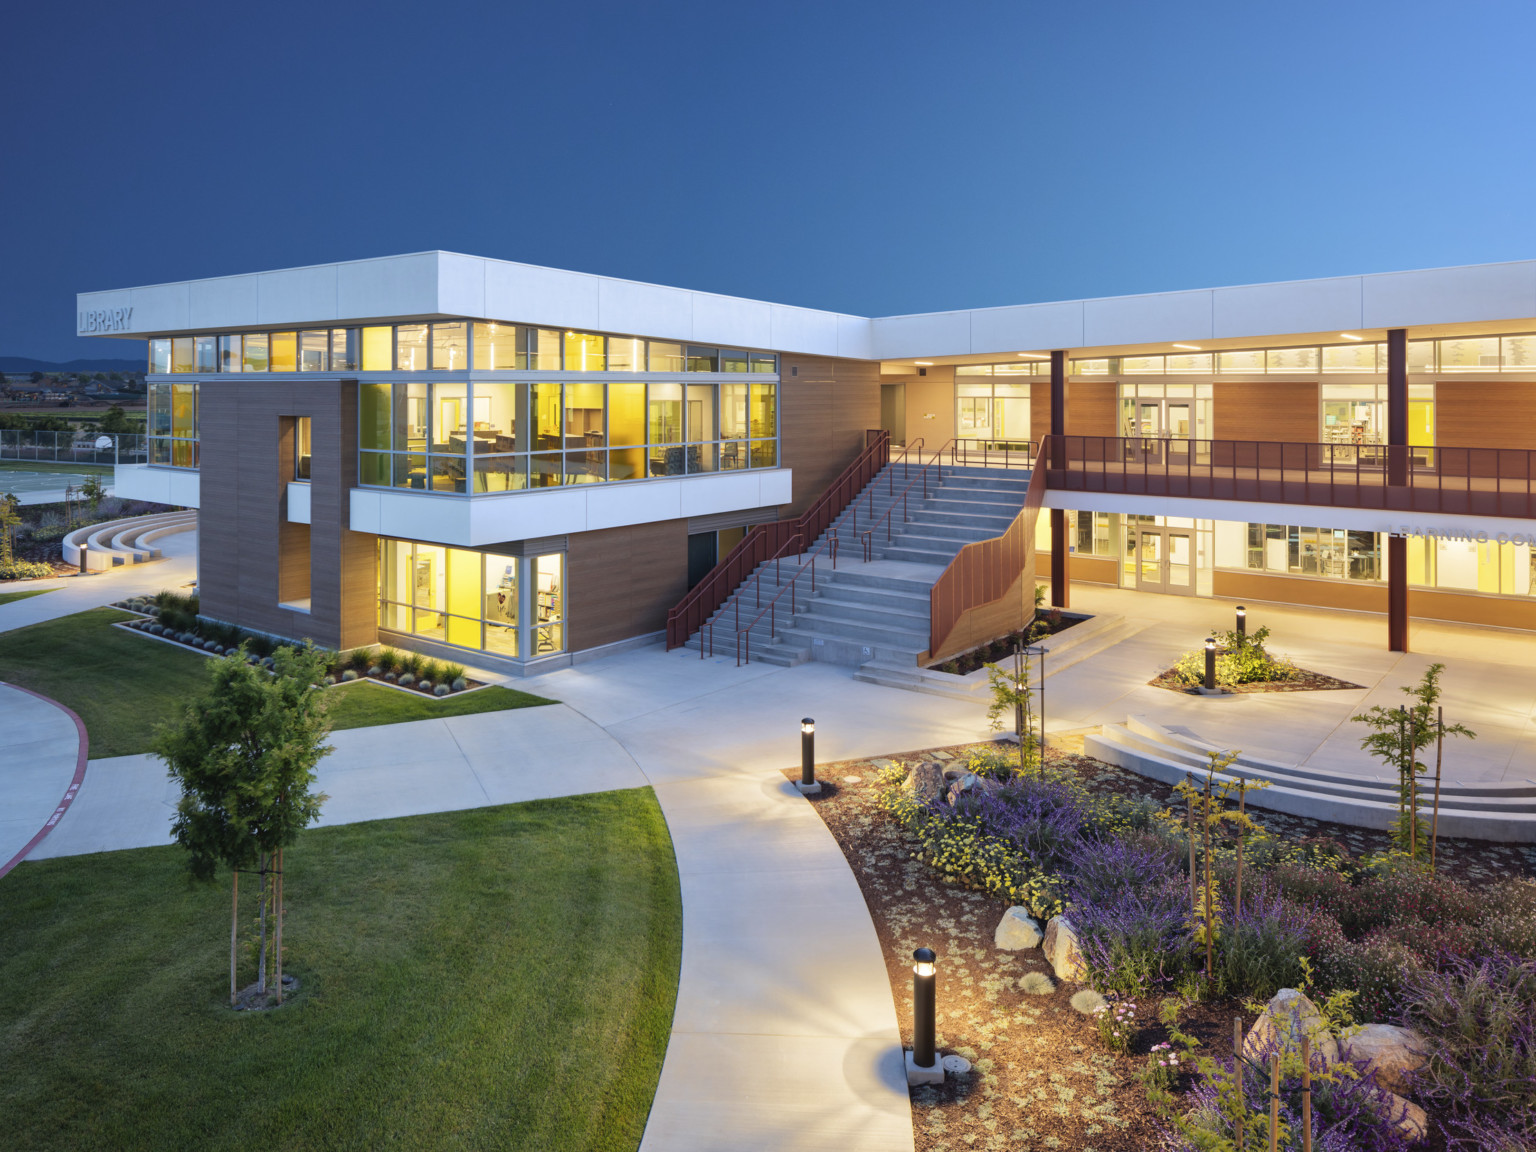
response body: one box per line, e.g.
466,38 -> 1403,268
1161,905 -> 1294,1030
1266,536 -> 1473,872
147,379 -> 199,467
378,539 -> 565,656
359,380 -> 777,493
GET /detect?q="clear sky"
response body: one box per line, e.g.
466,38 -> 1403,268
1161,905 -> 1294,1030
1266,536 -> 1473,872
6,0 -> 1536,362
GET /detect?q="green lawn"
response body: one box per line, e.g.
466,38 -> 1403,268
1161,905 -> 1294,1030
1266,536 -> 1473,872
0,791 -> 681,1152
0,609 -> 555,758
0,587 -> 55,606
0,459 -> 115,476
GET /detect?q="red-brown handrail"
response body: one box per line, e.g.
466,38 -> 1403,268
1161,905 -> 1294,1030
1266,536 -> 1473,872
1047,435 -> 1536,518
839,437 -> 924,538
858,438 -> 953,561
733,527 -> 841,666
665,429 -> 891,650
928,443 -> 1049,663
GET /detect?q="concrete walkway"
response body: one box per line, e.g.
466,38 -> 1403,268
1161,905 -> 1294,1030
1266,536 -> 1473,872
0,528 -> 197,635
1049,585 -> 1536,783
0,684 -> 86,876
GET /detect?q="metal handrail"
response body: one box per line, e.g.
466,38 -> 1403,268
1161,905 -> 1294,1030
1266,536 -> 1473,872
858,438 -> 960,562
666,429 -> 890,651
733,527 -> 841,666
838,437 -> 924,539
698,529 -> 803,658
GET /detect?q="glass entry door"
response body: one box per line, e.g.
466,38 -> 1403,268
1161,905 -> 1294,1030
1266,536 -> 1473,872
1130,526 -> 1196,595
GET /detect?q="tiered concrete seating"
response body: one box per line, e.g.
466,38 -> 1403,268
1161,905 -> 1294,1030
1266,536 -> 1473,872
63,511 -> 197,571
1086,716 -> 1536,842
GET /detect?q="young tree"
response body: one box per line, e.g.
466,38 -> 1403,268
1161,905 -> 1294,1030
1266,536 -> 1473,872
0,492 -> 20,566
1353,663 -> 1474,858
154,643 -> 332,1006
79,474 -> 105,512
97,405 -> 132,434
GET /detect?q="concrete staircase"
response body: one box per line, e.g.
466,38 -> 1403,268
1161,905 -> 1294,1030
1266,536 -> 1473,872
683,462 -> 1031,667
1086,716 -> 1536,842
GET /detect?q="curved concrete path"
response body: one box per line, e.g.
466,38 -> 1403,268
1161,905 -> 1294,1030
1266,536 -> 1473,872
0,527 -> 198,636
22,646 -> 995,1151
0,684 -> 88,877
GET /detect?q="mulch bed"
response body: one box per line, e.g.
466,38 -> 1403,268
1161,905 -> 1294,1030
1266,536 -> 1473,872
1150,667 -> 1365,694
790,740 -> 1531,1152
927,614 -> 1086,676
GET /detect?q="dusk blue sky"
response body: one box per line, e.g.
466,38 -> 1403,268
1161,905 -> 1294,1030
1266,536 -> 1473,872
6,0 -> 1536,362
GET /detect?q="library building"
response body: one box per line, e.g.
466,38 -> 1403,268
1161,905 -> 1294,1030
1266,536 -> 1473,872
78,253 -> 1536,672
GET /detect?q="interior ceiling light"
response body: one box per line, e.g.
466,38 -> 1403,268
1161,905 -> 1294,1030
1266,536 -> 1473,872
1340,333 -> 1364,341
1173,343 -> 1202,350
914,360 -> 933,365
1016,352 -> 1048,359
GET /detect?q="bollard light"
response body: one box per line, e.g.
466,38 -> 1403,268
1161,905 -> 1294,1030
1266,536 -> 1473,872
1204,637 -> 1217,692
797,718 -> 821,795
912,947 -> 938,1069
1236,605 -> 1247,639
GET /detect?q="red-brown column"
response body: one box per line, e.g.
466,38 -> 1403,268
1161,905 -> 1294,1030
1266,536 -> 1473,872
1049,350 -> 1069,608
1386,329 -> 1409,651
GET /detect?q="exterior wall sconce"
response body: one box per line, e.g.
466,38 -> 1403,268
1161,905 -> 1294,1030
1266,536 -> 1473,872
796,718 -> 821,795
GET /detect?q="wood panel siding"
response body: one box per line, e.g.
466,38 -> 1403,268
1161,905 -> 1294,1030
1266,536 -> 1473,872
566,519 -> 689,651
1213,382 -> 1319,443
1435,381 -> 1536,450
198,379 -> 376,651
778,355 -> 881,514
1031,381 -> 1119,440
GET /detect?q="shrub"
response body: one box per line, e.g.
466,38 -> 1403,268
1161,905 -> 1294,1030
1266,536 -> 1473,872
397,673 -> 415,687
1075,875 -> 1194,999
433,684 -> 449,697
1212,886 -> 1311,1000
443,663 -> 466,684
341,669 -> 358,682
1479,880 -> 1536,957
1065,835 -> 1179,907
1170,626 -> 1299,687
1166,1029 -> 1415,1151
451,677 -> 467,692
402,652 -> 423,677
1091,999 -> 1139,1053
1398,952 -> 1536,1146
420,659 -> 443,684
1272,864 -> 1355,923
375,648 -> 400,673
1315,933 -> 1422,1021
0,558 -> 54,580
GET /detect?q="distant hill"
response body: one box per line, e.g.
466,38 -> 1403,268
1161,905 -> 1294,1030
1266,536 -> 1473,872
0,357 -> 144,374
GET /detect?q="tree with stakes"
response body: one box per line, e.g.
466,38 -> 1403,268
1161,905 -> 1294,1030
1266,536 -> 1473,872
1353,663 -> 1473,859
154,642 -> 332,1007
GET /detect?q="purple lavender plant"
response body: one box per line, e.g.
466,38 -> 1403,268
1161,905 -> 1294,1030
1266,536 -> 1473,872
951,775 -> 1086,869
1074,875 -> 1194,997
1164,1029 -> 1415,1152
1064,835 -> 1181,906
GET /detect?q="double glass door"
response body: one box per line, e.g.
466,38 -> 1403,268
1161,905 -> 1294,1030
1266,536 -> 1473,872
1127,399 -> 1194,465
1127,525 -> 1196,595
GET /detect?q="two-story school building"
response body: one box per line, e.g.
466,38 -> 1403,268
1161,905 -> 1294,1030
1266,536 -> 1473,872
76,252 -> 1536,671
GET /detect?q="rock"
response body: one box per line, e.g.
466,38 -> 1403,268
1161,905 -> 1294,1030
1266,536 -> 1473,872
994,907 -> 1044,950
1069,989 -> 1107,1015
1340,1024 -> 1428,1095
900,762 -> 946,805
1380,1091 -> 1428,1143
946,772 -> 1002,805
1042,915 -> 1087,982
1244,989 -> 1339,1065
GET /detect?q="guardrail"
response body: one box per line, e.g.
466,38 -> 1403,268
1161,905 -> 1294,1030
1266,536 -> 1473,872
927,443 -> 1048,663
665,429 -> 890,650
1048,435 -> 1536,518
732,529 -> 839,665
0,430 -> 148,465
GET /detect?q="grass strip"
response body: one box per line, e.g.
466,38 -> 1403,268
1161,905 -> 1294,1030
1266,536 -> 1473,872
0,608 -> 554,757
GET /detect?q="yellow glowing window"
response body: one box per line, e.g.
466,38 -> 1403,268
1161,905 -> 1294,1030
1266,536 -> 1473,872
563,331 -> 605,371
269,332 -> 298,372
362,326 -> 392,371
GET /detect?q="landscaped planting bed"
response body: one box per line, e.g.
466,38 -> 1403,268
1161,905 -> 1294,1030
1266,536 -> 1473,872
794,741 -> 1536,1152
1153,624 -> 1364,694
114,592 -> 485,697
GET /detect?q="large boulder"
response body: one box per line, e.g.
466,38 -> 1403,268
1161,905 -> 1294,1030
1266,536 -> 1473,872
1243,989 -> 1340,1065
1340,1024 -> 1428,1095
1042,915 -> 1087,982
900,762 -> 946,805
945,772 -> 1002,806
1380,1091 -> 1428,1143
994,907 -> 1043,950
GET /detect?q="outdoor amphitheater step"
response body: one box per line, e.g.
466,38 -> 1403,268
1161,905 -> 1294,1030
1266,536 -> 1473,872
1084,717 -> 1536,842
